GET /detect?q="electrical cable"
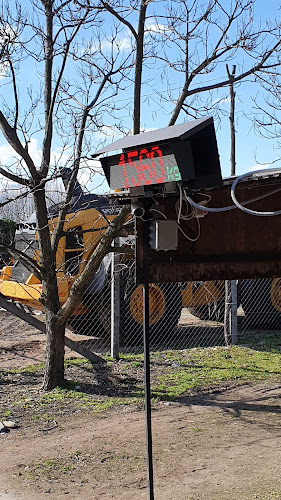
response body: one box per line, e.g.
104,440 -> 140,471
186,176 -> 281,214
186,193 -> 238,213
231,168 -> 281,216
178,217 -> 201,242
177,183 -> 183,223
175,184 -> 201,241
175,198 -> 195,220
150,189 -> 200,242
150,208 -> 167,219
176,184 -> 195,220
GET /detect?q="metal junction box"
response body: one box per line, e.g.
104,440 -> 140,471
149,220 -> 178,251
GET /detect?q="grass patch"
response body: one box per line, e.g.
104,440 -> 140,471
2,409 -> 11,418
1,363 -> 44,375
25,449 -> 143,482
238,333 -> 281,353
23,386 -> 142,415
64,358 -> 90,367
150,346 -> 281,399
1,344 -> 280,423
25,452 -> 86,479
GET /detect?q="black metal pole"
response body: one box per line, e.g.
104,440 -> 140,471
143,217 -> 154,500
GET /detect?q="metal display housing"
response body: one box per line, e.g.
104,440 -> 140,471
94,117 -> 222,191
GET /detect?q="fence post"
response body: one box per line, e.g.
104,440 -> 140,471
111,238 -> 120,359
231,280 -> 238,345
224,280 -> 231,346
224,280 -> 238,346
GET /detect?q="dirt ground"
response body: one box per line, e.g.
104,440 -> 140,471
0,310 -> 281,500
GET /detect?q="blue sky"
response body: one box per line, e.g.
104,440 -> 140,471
0,0 -> 281,193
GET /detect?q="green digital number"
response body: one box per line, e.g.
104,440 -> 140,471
166,165 -> 181,181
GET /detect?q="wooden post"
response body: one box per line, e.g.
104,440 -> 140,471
231,280 -> 238,345
111,238 -> 120,360
224,280 -> 238,346
226,64 -> 236,177
224,280 -> 231,346
225,64 -> 238,345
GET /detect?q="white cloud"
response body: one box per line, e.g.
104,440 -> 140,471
0,62 -> 9,79
77,158 -> 109,193
145,22 -> 169,34
0,142 -> 16,164
86,34 -> 132,55
91,126 -> 126,153
109,36 -> 131,52
0,137 -> 43,167
0,138 -> 72,171
27,138 -> 43,165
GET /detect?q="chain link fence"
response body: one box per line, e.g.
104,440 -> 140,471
64,261 -> 281,356
1,227 -> 281,357
238,278 -> 281,344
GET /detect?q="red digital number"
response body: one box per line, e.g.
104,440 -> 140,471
119,145 -> 165,188
137,146 -> 165,185
118,153 -> 128,188
150,146 -> 165,184
138,148 -> 153,185
127,149 -> 140,186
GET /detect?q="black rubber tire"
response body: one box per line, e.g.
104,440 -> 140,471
67,311 -> 107,337
120,276 -> 182,347
69,268 -> 183,345
239,278 -> 281,329
188,300 -> 225,323
68,269 -> 112,337
68,282 -> 111,337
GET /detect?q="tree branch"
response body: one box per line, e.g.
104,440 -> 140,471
8,60 -> 19,130
41,6 -> 90,177
101,1 -> 138,40
0,111 -> 39,180
50,62 -> 120,253
133,0 -> 148,134
0,189 -> 29,207
58,204 -> 131,322
169,36 -> 281,125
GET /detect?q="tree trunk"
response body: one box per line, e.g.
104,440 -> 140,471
42,310 -> 66,390
41,266 -> 65,390
33,184 -> 66,390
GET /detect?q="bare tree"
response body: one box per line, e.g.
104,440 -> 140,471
251,61 -> 281,153
142,0 -> 281,124
0,0 -> 131,389
101,0 -> 153,134
101,1 -> 281,130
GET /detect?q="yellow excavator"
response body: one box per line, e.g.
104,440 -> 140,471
0,179 -> 227,341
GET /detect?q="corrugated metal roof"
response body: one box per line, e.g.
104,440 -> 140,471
92,117 -> 213,156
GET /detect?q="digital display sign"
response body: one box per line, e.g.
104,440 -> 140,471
101,143 -> 182,190
97,118 -> 223,191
